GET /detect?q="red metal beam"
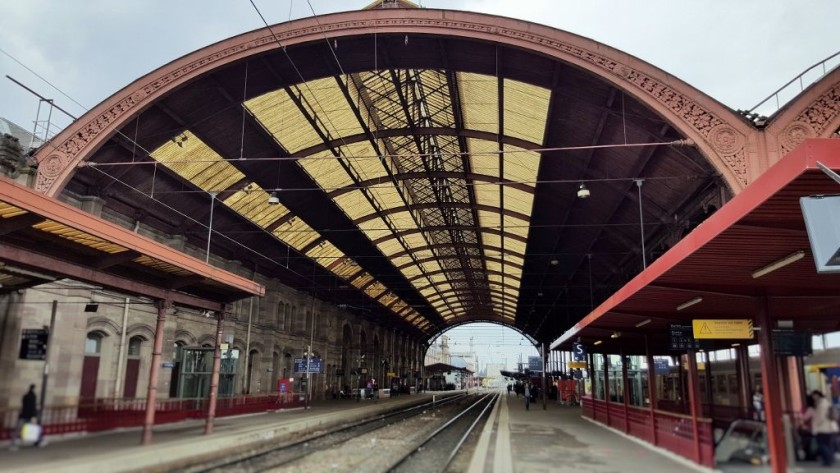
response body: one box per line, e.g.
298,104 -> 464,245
0,243 -> 223,311
0,178 -> 264,298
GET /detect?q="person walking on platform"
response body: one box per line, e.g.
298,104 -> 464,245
811,390 -> 838,467
507,384 -> 512,396
524,383 -> 531,410
9,384 -> 37,451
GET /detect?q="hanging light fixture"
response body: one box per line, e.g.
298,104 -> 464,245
577,183 -> 590,199
268,191 -> 280,205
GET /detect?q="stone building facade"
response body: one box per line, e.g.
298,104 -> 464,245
0,155 -> 426,410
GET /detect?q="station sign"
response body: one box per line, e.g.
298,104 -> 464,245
293,357 -> 322,373
19,329 -> 48,360
692,319 -> 753,339
668,324 -> 713,351
568,361 -> 587,369
653,358 -> 670,375
572,342 -> 586,362
387,372 -> 397,377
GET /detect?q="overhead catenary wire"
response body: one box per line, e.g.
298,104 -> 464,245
82,139 -> 695,167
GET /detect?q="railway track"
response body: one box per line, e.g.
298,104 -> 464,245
178,393 -> 467,473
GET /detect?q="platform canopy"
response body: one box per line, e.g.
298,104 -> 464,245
0,178 -> 264,311
552,139 -> 840,355
37,4 -> 741,341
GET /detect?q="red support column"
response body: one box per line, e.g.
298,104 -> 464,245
142,299 -> 169,445
685,350 -> 703,464
205,310 -> 224,435
645,337 -> 658,445
621,349 -> 629,433
757,296 -> 787,473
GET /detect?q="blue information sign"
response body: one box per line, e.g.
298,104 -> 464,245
653,358 -> 670,375
572,342 -> 586,362
293,357 -> 322,373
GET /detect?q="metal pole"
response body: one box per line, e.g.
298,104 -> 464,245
635,179 -> 646,269
205,311 -> 224,435
243,296 -> 254,393
686,350 -> 703,464
541,343 -> 547,410
36,301 -> 58,445
756,296 -> 787,473
142,300 -> 168,445
114,298 -> 130,399
645,336 -> 658,445
205,192 -> 217,264
305,345 -> 311,409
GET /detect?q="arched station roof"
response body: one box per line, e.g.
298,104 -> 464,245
33,4 -> 761,342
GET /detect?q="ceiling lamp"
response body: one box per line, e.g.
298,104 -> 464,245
751,250 -> 805,278
577,183 -> 590,199
610,331 -> 621,339
550,259 -> 559,266
635,318 -> 652,328
593,340 -> 603,346
267,191 -> 280,205
676,296 -> 703,311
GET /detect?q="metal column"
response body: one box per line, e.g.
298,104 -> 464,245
205,310 -> 224,434
645,337 -> 658,445
686,350 -> 703,464
757,296 -> 787,473
142,300 -> 168,445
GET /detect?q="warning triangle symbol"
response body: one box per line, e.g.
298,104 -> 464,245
700,323 -> 712,334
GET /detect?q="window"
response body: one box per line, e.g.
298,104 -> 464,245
128,336 -> 143,357
85,333 -> 103,354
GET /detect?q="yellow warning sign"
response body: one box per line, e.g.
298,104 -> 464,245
568,361 -> 587,369
692,319 -> 754,339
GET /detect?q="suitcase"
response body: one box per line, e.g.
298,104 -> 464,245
21,422 -> 42,443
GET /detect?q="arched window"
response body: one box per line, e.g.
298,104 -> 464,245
85,332 -> 103,354
127,336 -> 144,357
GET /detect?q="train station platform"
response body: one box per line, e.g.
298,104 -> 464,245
470,393 -> 713,473
0,393 -> 436,473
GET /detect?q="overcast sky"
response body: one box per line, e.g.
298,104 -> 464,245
2,0 -> 838,133
1,1 -> 837,370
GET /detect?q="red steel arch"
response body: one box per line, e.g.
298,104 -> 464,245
34,8 -> 755,195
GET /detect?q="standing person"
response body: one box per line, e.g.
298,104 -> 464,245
797,395 -> 817,461
811,390 -> 838,467
524,383 -> 531,410
9,385 -> 37,451
752,386 -> 765,421
507,383 -> 512,396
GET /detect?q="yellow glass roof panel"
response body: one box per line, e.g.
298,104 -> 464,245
305,241 -> 344,265
364,282 -> 386,300
300,77 -> 364,139
331,259 -> 361,280
350,272 -> 375,289
379,292 -> 398,307
503,78 -> 550,145
151,131 -> 244,192
298,151 -> 355,190
34,220 -> 128,254
333,190 -> 378,221
458,72 -> 498,135
503,146 -> 541,183
504,187 -> 534,216
357,217 -> 393,242
368,185 -> 406,211
0,203 -> 27,218
223,184 -> 289,229
133,255 -> 194,276
274,218 -> 320,251
245,88 -> 322,153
